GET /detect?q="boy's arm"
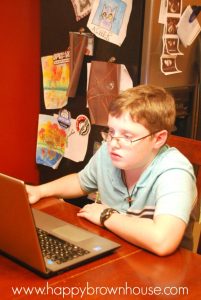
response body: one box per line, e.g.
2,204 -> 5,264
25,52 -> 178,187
26,173 -> 88,204
104,212 -> 186,256
77,203 -> 186,256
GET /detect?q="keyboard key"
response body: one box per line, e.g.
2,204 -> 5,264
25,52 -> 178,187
36,228 -> 90,264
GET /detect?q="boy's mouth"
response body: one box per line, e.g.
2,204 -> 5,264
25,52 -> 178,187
109,151 -> 122,160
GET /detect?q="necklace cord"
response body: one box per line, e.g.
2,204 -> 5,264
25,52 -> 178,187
121,170 -> 135,207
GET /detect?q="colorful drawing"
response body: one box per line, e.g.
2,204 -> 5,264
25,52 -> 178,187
99,4 -> 118,31
87,0 -> 132,46
92,0 -> 126,35
36,115 -> 67,168
41,51 -> 70,109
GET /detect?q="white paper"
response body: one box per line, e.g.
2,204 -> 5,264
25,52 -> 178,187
64,118 -> 90,162
177,5 -> 201,47
120,65 -> 133,91
87,0 -> 132,46
158,0 -> 168,24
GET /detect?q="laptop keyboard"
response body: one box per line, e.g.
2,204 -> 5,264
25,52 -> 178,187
37,228 -> 90,264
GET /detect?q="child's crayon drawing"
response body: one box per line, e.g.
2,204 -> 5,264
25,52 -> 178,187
36,115 -> 67,168
41,51 -> 70,109
87,0 -> 132,46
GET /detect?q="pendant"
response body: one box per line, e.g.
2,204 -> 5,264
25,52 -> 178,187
125,196 -> 133,203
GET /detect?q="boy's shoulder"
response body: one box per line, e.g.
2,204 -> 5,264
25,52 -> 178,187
156,144 -> 193,170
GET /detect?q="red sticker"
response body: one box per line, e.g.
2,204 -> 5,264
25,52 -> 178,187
76,115 -> 91,135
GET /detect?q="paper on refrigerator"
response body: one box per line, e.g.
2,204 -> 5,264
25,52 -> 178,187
64,116 -> 91,162
177,5 -> 201,47
87,0 -> 132,46
41,51 -> 70,109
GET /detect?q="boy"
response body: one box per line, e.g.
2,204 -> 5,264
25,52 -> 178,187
26,85 -> 197,256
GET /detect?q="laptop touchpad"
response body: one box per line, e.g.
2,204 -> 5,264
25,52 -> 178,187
52,225 -> 93,242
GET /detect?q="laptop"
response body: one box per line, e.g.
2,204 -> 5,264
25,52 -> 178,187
0,173 -> 120,277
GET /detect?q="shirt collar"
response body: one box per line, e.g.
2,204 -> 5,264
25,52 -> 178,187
134,145 -> 168,188
108,145 -> 168,190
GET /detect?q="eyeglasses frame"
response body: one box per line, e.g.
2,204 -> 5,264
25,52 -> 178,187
100,130 -> 160,146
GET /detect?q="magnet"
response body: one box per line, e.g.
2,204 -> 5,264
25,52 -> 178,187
76,115 -> 91,135
58,109 -> 71,129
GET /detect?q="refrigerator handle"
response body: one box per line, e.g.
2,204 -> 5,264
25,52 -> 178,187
193,33 -> 201,139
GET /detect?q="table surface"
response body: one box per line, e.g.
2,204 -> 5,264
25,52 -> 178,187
1,197 -> 201,299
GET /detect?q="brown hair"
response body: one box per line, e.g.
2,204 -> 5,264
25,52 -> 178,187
108,85 -> 176,134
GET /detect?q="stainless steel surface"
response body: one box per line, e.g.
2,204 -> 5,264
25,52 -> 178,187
140,0 -> 201,88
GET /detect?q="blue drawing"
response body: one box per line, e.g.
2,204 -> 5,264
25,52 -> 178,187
92,0 -> 127,35
36,148 -> 62,168
99,5 -> 118,31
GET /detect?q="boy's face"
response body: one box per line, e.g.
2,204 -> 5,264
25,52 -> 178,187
107,112 -> 158,172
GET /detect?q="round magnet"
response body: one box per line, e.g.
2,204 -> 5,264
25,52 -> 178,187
76,115 -> 91,135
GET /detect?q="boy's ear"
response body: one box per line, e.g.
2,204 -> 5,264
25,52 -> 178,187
153,130 -> 168,149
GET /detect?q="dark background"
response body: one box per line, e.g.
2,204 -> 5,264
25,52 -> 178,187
40,0 -> 145,188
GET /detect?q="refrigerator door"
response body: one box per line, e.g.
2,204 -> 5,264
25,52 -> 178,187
140,0 -> 201,88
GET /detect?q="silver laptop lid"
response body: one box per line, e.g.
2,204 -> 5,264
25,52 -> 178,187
0,173 -> 47,273
0,173 -> 120,277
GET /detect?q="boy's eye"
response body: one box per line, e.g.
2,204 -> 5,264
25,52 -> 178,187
123,135 -> 132,141
123,134 -> 133,140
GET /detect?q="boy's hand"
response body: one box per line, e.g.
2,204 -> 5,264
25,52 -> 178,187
25,185 -> 41,204
77,203 -> 109,226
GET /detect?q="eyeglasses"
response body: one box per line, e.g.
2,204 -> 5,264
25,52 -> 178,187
100,130 -> 159,147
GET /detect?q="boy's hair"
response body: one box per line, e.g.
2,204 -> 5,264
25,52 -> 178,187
108,84 -> 176,134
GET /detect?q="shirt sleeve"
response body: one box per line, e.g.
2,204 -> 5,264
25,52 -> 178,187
154,168 -> 197,224
78,147 -> 100,193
